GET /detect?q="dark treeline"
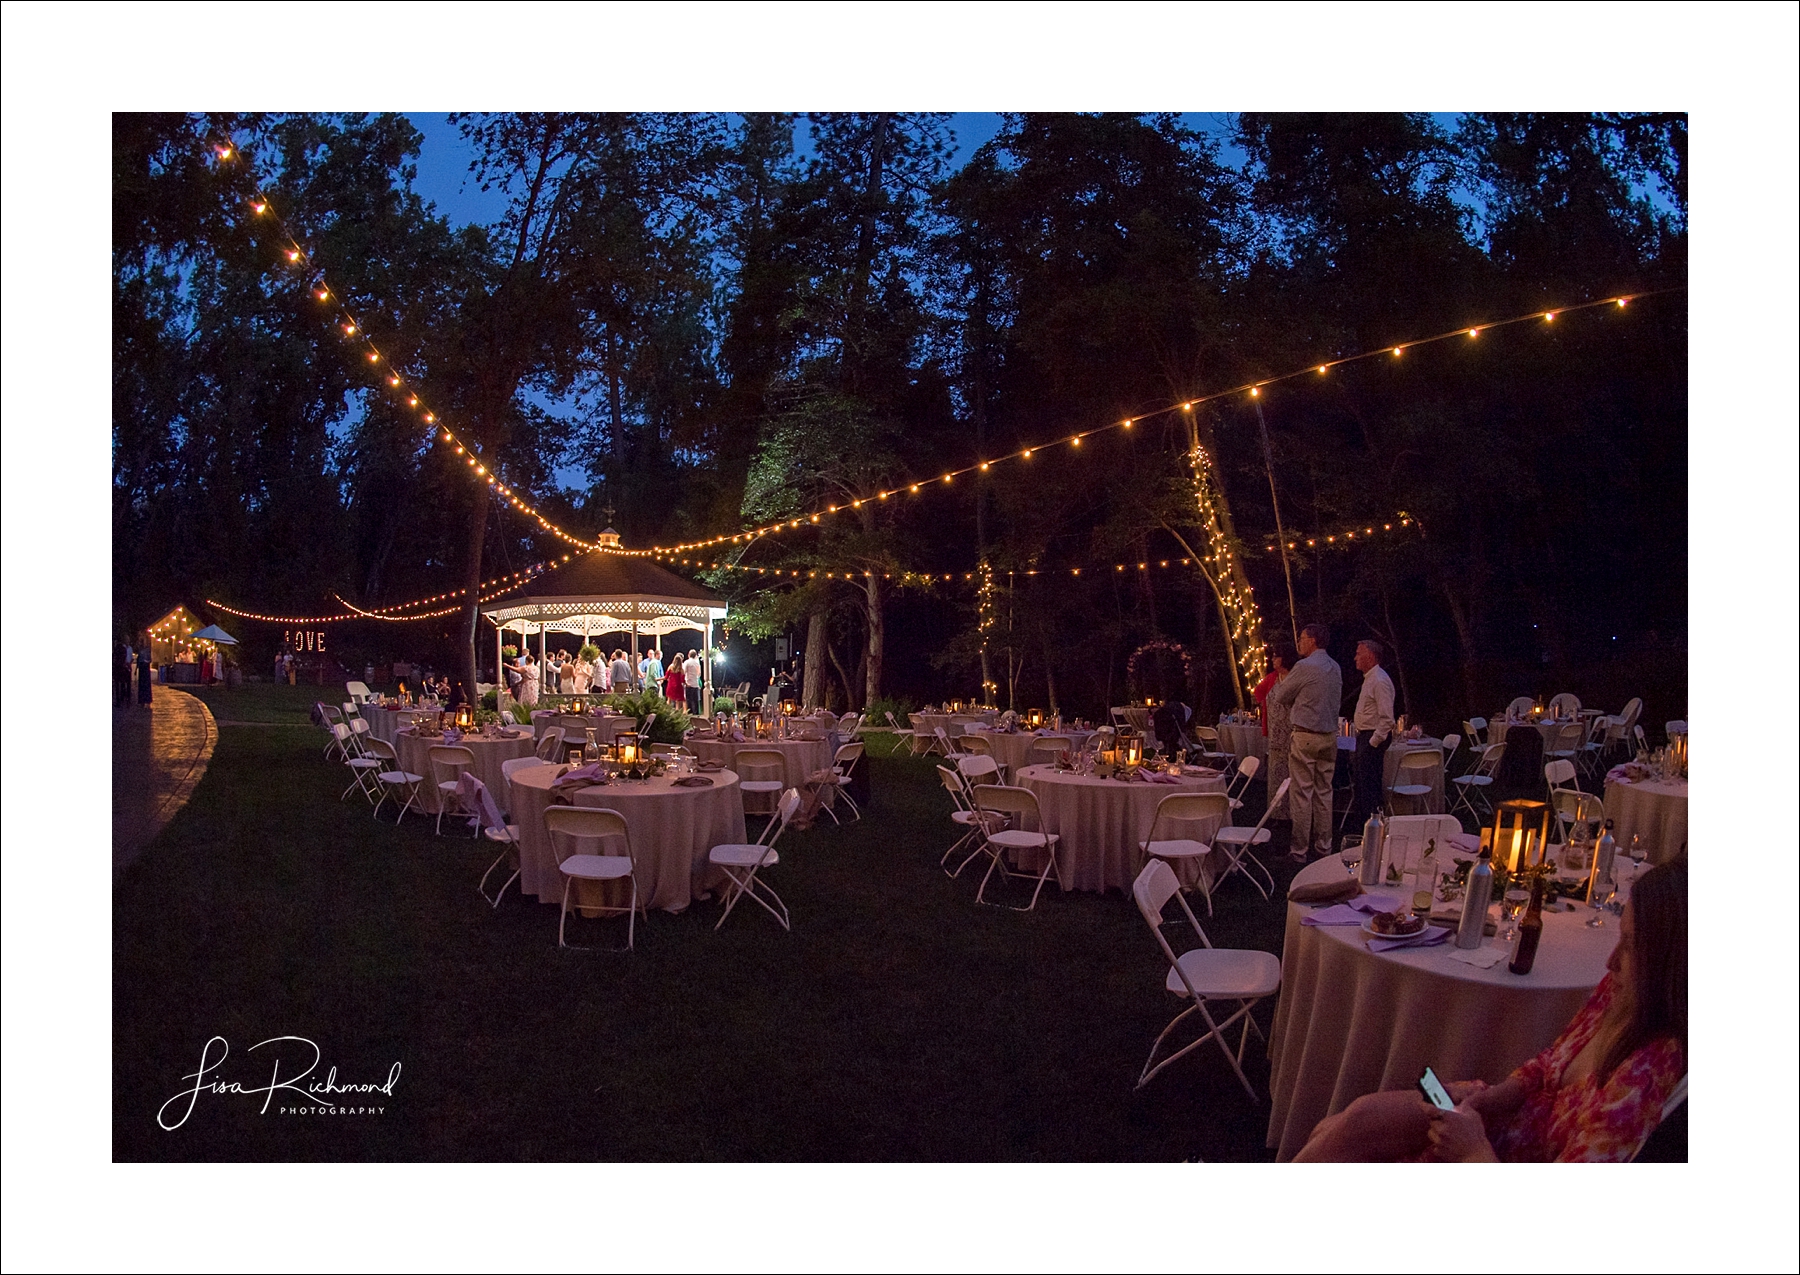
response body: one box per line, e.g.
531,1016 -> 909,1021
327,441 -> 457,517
114,112 -> 1686,727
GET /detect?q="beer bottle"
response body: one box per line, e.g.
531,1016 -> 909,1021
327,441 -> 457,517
1508,875 -> 1546,975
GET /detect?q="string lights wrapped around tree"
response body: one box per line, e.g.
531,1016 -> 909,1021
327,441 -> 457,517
1183,442 -> 1266,703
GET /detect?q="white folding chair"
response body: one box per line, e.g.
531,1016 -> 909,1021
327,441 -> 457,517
732,746 -> 787,819
1131,860 -> 1281,1096
429,744 -> 479,837
1450,742 -> 1504,820
1386,749 -> 1441,815
1463,717 -> 1488,749
500,709 -> 517,726
336,723 -> 381,803
1210,777 -> 1288,894
970,784 -> 1063,911
933,726 -> 961,757
937,765 -> 1003,876
1224,755 -> 1261,812
1545,721 -> 1585,765
544,805 -> 641,951
956,753 -> 1001,787
709,787 -> 802,932
1548,692 -> 1581,717
822,741 -> 865,823
362,738 -> 424,823
1383,814 -> 1462,884
1551,788 -> 1606,845
466,774 -> 522,908
1576,713 -> 1609,778
1026,737 -> 1071,768
1505,695 -> 1534,718
321,706 -> 349,759
883,711 -> 917,755
1139,791 -> 1232,915
346,680 -> 373,704
534,726 -> 566,762
1664,719 -> 1687,738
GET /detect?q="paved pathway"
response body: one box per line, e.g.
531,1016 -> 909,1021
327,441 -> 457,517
113,685 -> 216,877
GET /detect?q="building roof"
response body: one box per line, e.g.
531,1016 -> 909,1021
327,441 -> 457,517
483,549 -> 723,609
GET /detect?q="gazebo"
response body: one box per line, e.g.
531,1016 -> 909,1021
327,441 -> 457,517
479,531 -> 728,709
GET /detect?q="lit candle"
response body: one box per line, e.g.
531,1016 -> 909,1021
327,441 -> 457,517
1510,827 -> 1524,874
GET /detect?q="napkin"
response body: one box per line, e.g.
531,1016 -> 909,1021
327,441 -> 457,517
1140,771 -> 1182,784
1288,878 -> 1362,906
553,763 -> 609,789
1302,903 -> 1370,927
697,760 -> 726,772
1444,832 -> 1482,857
1446,944 -> 1510,969
671,776 -> 714,788
1367,925 -> 1453,953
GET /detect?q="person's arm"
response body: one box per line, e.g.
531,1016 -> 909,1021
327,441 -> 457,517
1425,1103 -> 1499,1162
1269,663 -> 1304,709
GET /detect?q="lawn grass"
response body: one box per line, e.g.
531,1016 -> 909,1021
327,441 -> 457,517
116,684 -> 1309,1161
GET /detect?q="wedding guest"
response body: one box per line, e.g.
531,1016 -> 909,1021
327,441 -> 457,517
1296,855 -> 1687,1163
644,647 -> 665,696
682,650 -> 703,714
558,652 -> 575,696
1348,638 -> 1396,830
1268,623 -> 1342,859
609,649 -> 635,693
663,655 -> 686,709
518,655 -> 540,708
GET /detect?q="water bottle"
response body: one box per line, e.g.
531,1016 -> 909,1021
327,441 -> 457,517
1457,849 -> 1494,949
1358,811 -> 1386,887
1590,820 -> 1617,901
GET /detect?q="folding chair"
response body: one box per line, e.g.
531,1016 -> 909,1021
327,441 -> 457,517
1462,717 -> 1488,750
1026,737 -> 1072,768
937,765 -> 1003,876
1505,695 -> 1534,718
467,774 -> 523,908
709,787 -> 802,932
1386,749 -> 1441,816
822,741 -> 865,823
321,706 -> 349,759
1449,742 -> 1504,821
534,726 -> 566,762
1139,791 -> 1232,915
970,784 -> 1063,911
428,745 -> 479,836
336,724 -> 382,803
1224,755 -> 1261,813
1131,860 -> 1281,1096
544,805 -> 642,951
362,738 -> 424,823
1210,778 -> 1288,896
1548,692 -> 1581,717
1544,721 -> 1586,765
883,711 -> 917,755
734,747 -> 787,819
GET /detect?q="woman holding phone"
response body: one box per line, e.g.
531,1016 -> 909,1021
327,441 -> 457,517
1295,854 -> 1686,1162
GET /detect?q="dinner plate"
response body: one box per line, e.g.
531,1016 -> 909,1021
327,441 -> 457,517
1361,915 -> 1429,939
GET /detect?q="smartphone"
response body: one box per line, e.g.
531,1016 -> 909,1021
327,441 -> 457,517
1417,1065 -> 1456,1112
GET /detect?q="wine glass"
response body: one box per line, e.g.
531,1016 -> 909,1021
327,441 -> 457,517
1587,875 -> 1616,927
1339,836 -> 1363,878
1500,887 -> 1530,942
1628,835 -> 1647,878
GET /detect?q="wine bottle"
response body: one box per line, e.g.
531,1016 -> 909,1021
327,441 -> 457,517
1508,876 -> 1546,975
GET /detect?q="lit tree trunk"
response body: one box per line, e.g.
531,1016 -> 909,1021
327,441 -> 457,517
803,606 -> 827,708
456,489 -> 487,702
862,570 -> 884,707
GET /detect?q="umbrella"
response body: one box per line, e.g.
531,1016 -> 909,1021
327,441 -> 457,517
192,624 -> 239,645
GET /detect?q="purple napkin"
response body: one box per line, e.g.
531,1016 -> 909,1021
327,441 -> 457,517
553,763 -> 608,788
1349,892 -> 1405,913
1141,771 -> 1181,784
1302,903 -> 1369,926
1367,925 -> 1453,953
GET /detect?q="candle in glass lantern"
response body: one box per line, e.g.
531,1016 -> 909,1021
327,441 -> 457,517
1491,799 -> 1551,874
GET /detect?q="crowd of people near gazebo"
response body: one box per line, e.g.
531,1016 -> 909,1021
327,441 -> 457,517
504,644 -> 706,713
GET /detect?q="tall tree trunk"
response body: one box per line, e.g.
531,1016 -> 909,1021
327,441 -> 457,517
862,571 -> 885,707
606,327 -> 626,479
843,113 -> 891,389
1041,629 -> 1059,716
1377,574 -> 1413,722
828,638 -> 856,712
456,490 -> 488,701
803,607 -> 827,708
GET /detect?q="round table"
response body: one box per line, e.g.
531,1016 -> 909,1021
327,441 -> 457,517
1015,764 -> 1230,894
533,714 -> 637,745
506,765 -> 746,913
1265,856 -> 1619,1160
909,712 -> 998,754
961,729 -> 1094,776
1602,777 -> 1688,864
394,728 -> 537,814
688,736 -> 831,789
358,705 -> 405,744
1215,722 -> 1266,761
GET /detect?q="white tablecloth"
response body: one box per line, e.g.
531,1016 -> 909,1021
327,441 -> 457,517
358,705 -> 406,744
1602,778 -> 1688,864
394,728 -> 537,814
506,765 -> 745,913
1266,856 -> 1619,1160
961,729 -> 1094,775
534,714 -> 637,745
688,736 -> 831,789
1016,764 -> 1230,894
1215,722 -> 1267,761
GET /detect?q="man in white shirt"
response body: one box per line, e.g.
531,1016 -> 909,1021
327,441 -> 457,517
1269,623 -> 1344,859
1350,638 -> 1397,831
682,650 -> 702,714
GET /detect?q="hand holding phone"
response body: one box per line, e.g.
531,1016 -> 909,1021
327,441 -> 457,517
1417,1065 -> 1456,1112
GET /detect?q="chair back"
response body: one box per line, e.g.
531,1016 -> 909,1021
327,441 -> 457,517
1474,741 -> 1505,775
1619,697 -> 1643,727
1464,717 -> 1488,747
1145,791 -> 1230,846
971,784 -> 1044,832
1236,778 -> 1291,843
956,754 -> 1001,785
361,738 -> 397,764
1549,692 -> 1581,715
346,681 -> 373,703
734,747 -> 786,782
760,788 -> 804,848
544,804 -> 633,867
460,773 -> 508,833
1192,725 -> 1221,747
1229,754 -> 1261,795
1552,788 -> 1606,828
500,710 -> 517,726
1395,749 -> 1440,780
935,725 -> 956,752
534,727 -> 565,761
639,713 -> 658,736
1665,719 -> 1687,737
342,701 -> 361,720
1633,723 -> 1648,750
936,765 -> 972,810
832,741 -> 865,775
322,704 -> 346,727
1506,696 -> 1534,717
1441,734 -> 1460,758
886,712 -> 906,731
1544,759 -> 1578,790
331,722 -> 353,750
958,734 -> 994,758
501,755 -> 549,783
1028,738 -> 1071,764
1551,722 -> 1585,752
428,745 -> 476,789
1132,860 -> 1214,961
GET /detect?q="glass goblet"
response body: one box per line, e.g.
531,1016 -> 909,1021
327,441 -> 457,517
1500,888 -> 1530,942
1586,876 -> 1616,927
1339,836 -> 1364,878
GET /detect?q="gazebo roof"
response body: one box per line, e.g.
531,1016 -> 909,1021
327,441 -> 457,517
479,540 -> 725,638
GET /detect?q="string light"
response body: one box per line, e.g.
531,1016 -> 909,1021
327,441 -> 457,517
206,550 -> 587,625
1186,443 -> 1266,698
1263,513 -> 1416,553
